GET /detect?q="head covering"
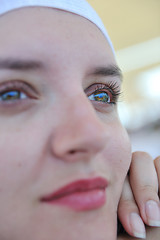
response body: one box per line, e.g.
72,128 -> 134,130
0,0 -> 115,54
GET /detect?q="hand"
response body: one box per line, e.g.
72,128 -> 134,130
117,152 -> 160,239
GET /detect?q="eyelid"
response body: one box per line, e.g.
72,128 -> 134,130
0,80 -> 39,99
86,81 -> 121,105
86,82 -> 120,95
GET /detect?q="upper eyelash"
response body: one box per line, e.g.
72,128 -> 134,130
94,81 -> 122,103
0,80 -> 38,99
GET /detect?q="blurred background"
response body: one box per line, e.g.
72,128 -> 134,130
88,0 -> 160,158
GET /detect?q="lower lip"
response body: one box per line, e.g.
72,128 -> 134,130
43,189 -> 106,211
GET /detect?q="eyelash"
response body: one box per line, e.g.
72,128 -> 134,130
0,80 -> 37,104
88,81 -> 121,105
0,80 -> 121,109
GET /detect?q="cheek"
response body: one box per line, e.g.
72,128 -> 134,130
112,132 -> 131,175
0,131 -> 40,193
103,124 -> 132,201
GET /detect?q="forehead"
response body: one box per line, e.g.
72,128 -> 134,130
0,7 -> 115,69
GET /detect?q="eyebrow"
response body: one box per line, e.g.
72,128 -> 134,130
92,65 -> 122,81
0,59 -> 43,71
0,59 -> 122,81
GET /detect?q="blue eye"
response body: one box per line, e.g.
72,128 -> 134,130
88,91 -> 111,103
87,82 -> 121,105
0,90 -> 27,101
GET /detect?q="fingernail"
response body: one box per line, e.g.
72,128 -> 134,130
145,200 -> 160,227
130,213 -> 146,239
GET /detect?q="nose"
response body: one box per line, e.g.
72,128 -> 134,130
49,95 -> 108,162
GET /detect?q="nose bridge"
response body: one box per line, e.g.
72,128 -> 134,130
66,96 -> 102,139
50,94 -> 108,161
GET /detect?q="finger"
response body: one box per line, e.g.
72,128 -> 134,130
154,156 -> 160,193
118,176 -> 146,239
129,151 -> 160,227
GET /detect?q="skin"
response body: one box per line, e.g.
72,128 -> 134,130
0,7 -> 132,240
118,153 -> 160,239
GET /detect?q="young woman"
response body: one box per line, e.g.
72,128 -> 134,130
0,1 -> 159,239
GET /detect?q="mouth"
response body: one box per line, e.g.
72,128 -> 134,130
41,177 -> 108,211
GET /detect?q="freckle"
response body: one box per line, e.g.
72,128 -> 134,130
18,162 -> 22,167
15,128 -> 22,132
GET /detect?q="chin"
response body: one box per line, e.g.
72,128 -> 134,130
29,204 -> 117,240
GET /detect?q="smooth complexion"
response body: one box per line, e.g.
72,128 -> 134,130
0,8 -> 131,240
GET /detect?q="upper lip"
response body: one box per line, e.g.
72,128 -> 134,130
41,177 -> 108,201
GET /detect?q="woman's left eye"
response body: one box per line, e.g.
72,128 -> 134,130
87,82 -> 121,105
0,90 -> 27,102
88,91 -> 111,103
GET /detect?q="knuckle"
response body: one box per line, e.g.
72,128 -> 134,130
139,184 -> 157,194
118,198 -> 138,214
132,151 -> 152,162
119,198 -> 135,208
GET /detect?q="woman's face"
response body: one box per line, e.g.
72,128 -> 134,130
0,8 -> 131,240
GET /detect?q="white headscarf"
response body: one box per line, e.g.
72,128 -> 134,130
0,0 -> 115,54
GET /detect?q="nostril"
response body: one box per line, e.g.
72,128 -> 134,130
68,149 -> 86,155
69,150 -> 76,154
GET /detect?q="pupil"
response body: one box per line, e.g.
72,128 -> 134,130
1,91 -> 20,101
94,92 -> 110,102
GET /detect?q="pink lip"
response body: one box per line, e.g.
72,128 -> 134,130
41,177 -> 108,211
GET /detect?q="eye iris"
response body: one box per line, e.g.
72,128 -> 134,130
1,91 -> 21,101
94,92 -> 110,103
